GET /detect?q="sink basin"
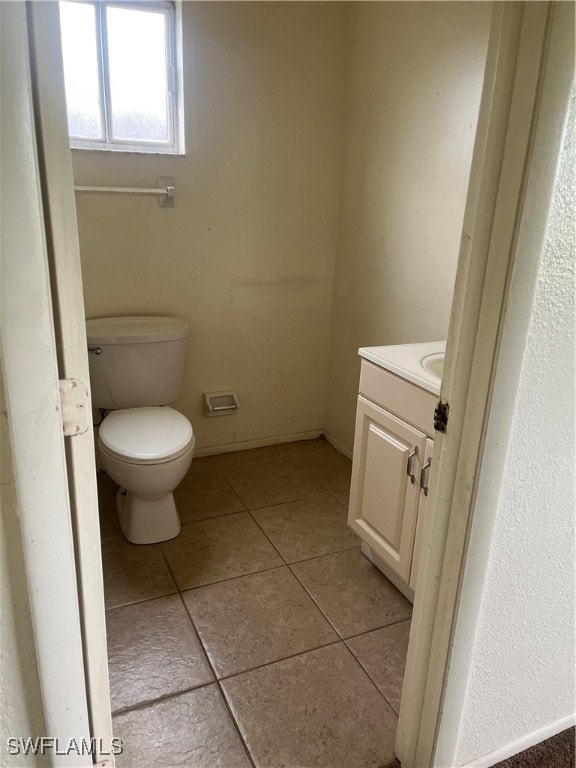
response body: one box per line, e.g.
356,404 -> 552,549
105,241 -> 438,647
420,352 -> 444,380
359,340 -> 446,395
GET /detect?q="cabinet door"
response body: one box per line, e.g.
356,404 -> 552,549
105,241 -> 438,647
409,438 -> 434,590
348,395 -> 427,582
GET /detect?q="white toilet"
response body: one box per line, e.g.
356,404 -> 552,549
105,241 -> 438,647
86,316 -> 195,545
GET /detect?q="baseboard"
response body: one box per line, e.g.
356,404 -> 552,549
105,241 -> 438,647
463,713 -> 576,768
323,431 -> 353,460
194,430 -> 323,457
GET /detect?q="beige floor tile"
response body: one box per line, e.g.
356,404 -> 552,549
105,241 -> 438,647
291,549 -> 412,638
107,594 -> 213,712
332,490 -> 350,509
281,437 -> 337,458
310,454 -> 352,494
346,620 -> 411,714
282,447 -> 352,494
224,459 -> 325,508
189,444 -> 288,474
97,472 -> 122,539
174,470 -> 245,523
251,495 -> 359,563
161,512 -> 283,590
221,643 -> 398,768
113,686 -> 251,768
101,537 -> 177,609
182,567 -> 337,678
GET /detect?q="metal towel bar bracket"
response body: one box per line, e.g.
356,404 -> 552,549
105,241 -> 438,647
74,176 -> 175,207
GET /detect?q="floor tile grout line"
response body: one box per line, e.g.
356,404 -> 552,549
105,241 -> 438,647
339,643 -> 402,722
285,541 -> 361,568
102,483 -> 348,535
105,588 -> 180,613
175,489 -> 344,528
219,474 -> 248,513
216,639 -> 401,735
178,589 -> 257,768
286,562 -> 346,640
216,638 -> 343,684
111,680 -> 216,718
107,604 -> 402,753
287,546 -> 412,635
178,505 -> 248,526
178,563 -> 291,597
246,509 -> 289,565
102,578 -> 405,745
246,503 -> 359,569
160,548 -> 184,597
288,558 -> 412,645
215,682 -> 257,768
171,563 -> 350,683
163,561 -> 289,595
178,489 -> 349,526
233,490 -> 327,513
343,626 -> 412,719
328,490 -> 349,509
342,616 -> 412,643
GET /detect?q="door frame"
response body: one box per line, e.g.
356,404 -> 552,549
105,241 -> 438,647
396,2 -> 573,766
0,3 -> 93,766
1,1 -> 114,766
26,2 -> 114,764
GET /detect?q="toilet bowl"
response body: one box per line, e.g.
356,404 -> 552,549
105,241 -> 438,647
98,406 -> 195,544
86,315 -> 194,545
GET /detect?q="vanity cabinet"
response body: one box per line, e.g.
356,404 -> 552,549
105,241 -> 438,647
348,359 -> 437,598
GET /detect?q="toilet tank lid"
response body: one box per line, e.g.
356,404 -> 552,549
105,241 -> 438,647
86,316 -> 189,345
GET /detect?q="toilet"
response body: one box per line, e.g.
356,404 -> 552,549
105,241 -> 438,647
86,316 -> 195,545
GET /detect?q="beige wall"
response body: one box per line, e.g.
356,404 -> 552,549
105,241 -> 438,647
325,2 -> 491,452
0,367 -> 47,768
73,2 -> 350,451
74,2 -> 491,455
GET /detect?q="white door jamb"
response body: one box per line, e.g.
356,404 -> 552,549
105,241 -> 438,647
26,2 -> 114,763
0,4 -> 92,765
396,3 -> 556,766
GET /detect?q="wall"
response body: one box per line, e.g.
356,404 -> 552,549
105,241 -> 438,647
451,85 -> 575,766
324,2 -> 491,453
73,2 -> 350,451
0,365 -> 48,768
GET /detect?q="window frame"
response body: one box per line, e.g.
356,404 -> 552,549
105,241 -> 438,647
60,0 -> 183,155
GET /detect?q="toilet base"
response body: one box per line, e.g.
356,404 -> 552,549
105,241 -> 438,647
116,488 -> 181,545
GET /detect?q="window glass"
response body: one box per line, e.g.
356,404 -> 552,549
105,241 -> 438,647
58,1 -> 181,153
106,6 -> 170,143
60,2 -> 103,140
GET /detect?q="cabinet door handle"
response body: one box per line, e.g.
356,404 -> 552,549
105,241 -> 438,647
407,446 -> 418,484
420,457 -> 432,496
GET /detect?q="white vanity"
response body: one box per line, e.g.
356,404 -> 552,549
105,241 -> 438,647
348,341 -> 445,602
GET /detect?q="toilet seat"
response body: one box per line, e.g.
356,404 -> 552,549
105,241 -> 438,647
99,406 -> 194,464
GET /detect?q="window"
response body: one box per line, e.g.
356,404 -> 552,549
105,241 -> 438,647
59,0 -> 183,153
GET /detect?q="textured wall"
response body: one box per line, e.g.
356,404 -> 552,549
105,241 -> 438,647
0,366 -> 48,767
452,88 -> 575,765
73,2 -> 350,451
324,2 -> 491,453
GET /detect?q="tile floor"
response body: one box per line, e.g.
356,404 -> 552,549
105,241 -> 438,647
98,438 -> 412,768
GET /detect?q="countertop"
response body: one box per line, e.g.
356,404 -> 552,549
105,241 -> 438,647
358,340 -> 446,395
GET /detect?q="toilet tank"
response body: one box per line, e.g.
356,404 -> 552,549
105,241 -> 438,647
86,316 -> 189,410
